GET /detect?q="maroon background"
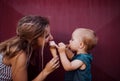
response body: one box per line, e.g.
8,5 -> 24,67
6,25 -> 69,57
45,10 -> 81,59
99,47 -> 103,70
0,0 -> 120,81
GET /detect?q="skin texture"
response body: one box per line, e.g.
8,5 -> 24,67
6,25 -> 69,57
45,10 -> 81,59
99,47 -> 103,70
57,28 -> 96,71
57,43 -> 85,71
49,41 -> 58,58
7,26 -> 59,81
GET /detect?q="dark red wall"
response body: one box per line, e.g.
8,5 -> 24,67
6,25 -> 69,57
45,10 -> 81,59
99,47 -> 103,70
0,0 -> 120,81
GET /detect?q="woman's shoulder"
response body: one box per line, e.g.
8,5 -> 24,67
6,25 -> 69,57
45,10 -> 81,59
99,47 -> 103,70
10,51 -> 27,66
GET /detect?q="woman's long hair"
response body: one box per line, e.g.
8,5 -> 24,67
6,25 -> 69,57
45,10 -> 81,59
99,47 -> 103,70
0,15 -> 49,64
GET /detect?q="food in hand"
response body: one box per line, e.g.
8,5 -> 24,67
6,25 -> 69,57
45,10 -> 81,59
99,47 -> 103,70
49,41 -> 58,48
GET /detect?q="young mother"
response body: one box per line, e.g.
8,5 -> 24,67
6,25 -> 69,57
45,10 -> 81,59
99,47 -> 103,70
0,15 -> 59,81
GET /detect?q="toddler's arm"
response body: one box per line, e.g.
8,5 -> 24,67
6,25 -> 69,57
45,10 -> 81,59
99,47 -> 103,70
65,48 -> 74,60
57,42 -> 84,71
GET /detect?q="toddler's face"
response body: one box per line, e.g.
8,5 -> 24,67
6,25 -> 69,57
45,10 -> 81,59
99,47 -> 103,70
69,30 -> 83,51
69,28 -> 97,52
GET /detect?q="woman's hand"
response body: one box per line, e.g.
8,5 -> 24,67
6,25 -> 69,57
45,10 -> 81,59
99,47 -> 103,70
33,57 -> 59,81
43,57 -> 59,75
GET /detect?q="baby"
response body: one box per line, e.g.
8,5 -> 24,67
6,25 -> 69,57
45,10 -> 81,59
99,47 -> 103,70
57,28 -> 98,81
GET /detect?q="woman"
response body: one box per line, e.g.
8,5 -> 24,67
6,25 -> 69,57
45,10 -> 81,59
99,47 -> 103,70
0,15 -> 59,81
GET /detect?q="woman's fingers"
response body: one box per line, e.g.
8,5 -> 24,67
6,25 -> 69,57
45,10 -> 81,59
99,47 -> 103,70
52,61 -> 60,69
50,57 -> 59,63
48,57 -> 59,69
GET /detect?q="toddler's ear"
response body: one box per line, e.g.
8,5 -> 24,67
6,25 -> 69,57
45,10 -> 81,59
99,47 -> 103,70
79,42 -> 85,49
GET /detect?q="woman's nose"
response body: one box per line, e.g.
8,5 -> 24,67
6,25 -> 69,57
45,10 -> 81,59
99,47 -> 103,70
49,34 -> 53,41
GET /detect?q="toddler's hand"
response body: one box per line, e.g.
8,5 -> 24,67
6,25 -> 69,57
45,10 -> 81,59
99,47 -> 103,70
49,41 -> 58,48
57,42 -> 66,54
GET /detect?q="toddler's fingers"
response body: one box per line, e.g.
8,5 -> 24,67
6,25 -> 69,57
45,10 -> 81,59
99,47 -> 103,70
49,41 -> 58,48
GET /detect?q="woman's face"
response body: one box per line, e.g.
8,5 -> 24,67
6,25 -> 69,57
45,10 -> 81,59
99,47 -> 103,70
37,26 -> 53,47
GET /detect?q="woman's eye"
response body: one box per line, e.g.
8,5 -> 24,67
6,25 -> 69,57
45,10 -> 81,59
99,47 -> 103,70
45,34 -> 49,38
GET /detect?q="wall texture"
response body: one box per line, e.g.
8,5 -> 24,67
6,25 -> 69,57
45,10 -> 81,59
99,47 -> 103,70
0,0 -> 120,81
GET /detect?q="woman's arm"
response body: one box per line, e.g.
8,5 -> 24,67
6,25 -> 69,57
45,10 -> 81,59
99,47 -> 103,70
33,57 -> 59,81
50,47 -> 58,58
10,51 -> 59,81
49,41 -> 58,57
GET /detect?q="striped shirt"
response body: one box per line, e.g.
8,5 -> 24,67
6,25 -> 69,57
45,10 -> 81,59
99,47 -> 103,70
0,54 -> 12,81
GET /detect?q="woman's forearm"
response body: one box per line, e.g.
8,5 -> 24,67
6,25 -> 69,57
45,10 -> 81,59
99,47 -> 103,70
32,69 -> 49,81
32,57 -> 59,81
